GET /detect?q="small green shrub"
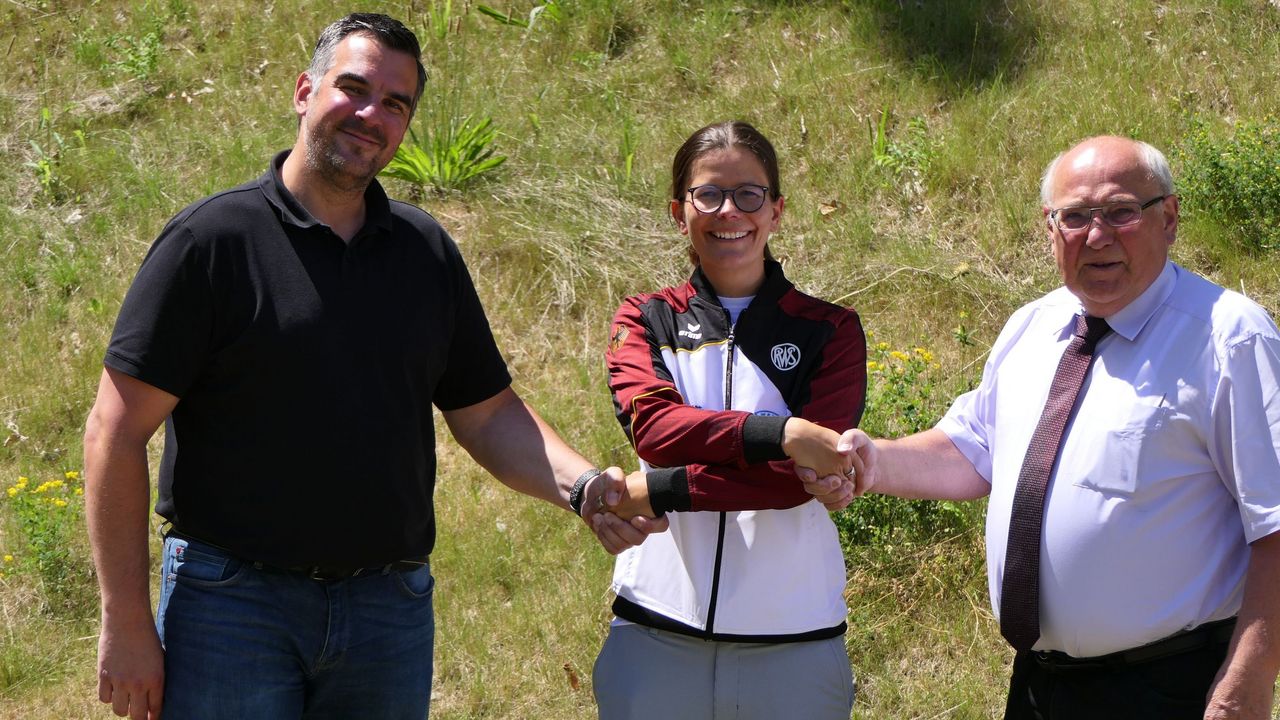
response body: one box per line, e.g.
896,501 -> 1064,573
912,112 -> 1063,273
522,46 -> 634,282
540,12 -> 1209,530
1178,117 -> 1280,252
832,340 -> 982,550
381,118 -> 507,194
868,108 -> 936,200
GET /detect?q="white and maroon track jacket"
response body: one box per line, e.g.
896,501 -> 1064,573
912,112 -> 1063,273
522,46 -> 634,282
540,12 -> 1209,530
605,261 -> 867,641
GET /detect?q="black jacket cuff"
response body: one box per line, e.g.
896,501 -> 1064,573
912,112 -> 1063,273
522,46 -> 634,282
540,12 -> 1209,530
646,467 -> 689,514
742,415 -> 789,464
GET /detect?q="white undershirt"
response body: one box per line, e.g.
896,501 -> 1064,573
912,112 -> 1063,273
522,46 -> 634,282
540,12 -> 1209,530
718,295 -> 753,325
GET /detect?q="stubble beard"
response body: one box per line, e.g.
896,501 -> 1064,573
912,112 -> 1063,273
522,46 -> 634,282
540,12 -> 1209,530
303,118 -> 384,194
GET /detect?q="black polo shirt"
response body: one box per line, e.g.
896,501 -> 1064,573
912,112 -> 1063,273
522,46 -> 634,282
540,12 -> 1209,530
106,151 -> 511,568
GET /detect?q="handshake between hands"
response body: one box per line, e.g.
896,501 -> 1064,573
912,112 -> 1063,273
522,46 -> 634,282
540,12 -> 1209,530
783,419 -> 878,512
582,418 -> 878,554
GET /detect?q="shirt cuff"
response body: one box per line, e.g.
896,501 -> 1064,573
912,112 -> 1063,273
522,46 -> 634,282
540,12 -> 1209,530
742,415 -> 789,464
646,467 -> 689,514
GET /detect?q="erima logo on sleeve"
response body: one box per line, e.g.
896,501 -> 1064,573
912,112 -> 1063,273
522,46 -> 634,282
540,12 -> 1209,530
771,343 -> 800,371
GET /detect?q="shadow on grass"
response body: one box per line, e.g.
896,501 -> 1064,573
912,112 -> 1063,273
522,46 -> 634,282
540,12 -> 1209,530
751,0 -> 1039,91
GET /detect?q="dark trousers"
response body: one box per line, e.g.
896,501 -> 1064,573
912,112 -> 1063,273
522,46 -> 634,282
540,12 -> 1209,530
1003,638 -> 1229,720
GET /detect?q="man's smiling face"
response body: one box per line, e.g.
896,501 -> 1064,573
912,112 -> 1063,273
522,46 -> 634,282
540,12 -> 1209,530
295,33 -> 417,192
1044,137 -> 1178,318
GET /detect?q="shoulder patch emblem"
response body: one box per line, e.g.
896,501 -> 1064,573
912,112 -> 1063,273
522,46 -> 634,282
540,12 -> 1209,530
771,343 -> 801,371
608,324 -> 629,353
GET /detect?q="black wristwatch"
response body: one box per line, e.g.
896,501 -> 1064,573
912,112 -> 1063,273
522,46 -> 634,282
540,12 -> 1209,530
569,468 -> 603,516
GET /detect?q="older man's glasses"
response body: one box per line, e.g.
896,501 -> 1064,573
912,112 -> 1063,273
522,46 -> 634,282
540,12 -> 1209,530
686,184 -> 771,214
1050,195 -> 1167,233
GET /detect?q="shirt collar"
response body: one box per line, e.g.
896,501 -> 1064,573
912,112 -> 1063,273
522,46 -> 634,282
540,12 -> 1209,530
1102,260 -> 1177,341
258,150 -> 395,236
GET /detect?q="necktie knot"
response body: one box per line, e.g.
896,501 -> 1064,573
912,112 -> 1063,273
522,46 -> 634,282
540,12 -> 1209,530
1074,314 -> 1112,351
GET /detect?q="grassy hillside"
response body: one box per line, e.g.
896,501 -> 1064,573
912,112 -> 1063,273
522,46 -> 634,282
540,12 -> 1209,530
2,0 -> 1279,717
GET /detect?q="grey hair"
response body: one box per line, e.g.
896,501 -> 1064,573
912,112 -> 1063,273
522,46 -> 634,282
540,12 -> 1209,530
306,13 -> 426,109
1039,138 -> 1175,206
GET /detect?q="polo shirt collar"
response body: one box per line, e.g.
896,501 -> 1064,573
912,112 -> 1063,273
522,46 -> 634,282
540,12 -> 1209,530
258,149 -> 395,236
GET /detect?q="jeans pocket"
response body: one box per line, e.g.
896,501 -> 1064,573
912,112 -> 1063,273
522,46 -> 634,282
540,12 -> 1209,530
171,542 -> 246,588
393,563 -> 435,599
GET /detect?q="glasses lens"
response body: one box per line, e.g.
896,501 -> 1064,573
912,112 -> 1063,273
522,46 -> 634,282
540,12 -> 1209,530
1056,207 -> 1094,231
690,186 -> 725,213
1102,202 -> 1143,227
732,185 -> 767,213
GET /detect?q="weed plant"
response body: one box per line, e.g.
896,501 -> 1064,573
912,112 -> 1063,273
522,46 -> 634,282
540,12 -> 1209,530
3,0 -> 1280,717
1178,116 -> 1280,252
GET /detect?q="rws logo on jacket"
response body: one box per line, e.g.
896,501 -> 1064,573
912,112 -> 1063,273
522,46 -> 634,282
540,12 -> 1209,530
771,343 -> 800,371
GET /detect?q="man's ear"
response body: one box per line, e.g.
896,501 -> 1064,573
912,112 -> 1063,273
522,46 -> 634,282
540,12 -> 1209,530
293,72 -> 314,116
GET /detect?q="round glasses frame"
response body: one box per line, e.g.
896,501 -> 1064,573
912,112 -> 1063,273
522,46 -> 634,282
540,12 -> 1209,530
685,184 -> 771,214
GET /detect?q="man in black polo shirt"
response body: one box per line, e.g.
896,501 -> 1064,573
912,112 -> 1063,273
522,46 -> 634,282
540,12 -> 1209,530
83,13 -> 663,720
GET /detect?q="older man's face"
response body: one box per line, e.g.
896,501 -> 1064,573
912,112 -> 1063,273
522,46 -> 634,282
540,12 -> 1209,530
1043,139 -> 1178,318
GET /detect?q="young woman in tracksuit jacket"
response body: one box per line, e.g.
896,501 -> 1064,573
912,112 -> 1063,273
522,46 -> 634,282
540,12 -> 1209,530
592,121 -> 867,719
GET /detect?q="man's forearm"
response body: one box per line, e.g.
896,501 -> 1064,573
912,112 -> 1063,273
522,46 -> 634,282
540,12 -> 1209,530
84,413 -> 156,626
444,388 -> 594,509
1205,531 -> 1280,719
873,429 -> 990,501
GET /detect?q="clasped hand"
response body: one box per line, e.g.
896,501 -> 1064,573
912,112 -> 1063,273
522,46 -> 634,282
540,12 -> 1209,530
580,467 -> 668,554
787,422 -> 878,511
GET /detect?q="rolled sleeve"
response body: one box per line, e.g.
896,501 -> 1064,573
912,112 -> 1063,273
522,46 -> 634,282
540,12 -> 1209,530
937,388 -> 995,483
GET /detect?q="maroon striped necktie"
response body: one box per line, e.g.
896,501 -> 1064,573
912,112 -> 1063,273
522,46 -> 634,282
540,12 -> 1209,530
999,313 -> 1112,652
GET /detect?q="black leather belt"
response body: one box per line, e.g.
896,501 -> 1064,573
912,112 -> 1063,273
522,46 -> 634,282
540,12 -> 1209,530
1031,617 -> 1236,673
165,527 -> 428,582
258,559 -> 429,581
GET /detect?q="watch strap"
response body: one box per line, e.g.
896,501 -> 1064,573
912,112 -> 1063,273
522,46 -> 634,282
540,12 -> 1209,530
569,468 -> 603,516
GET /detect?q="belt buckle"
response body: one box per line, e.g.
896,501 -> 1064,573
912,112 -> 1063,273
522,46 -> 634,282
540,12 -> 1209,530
307,566 -> 353,581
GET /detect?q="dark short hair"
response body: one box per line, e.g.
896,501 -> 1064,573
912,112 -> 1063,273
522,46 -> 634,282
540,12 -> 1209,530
307,13 -> 427,110
671,121 -> 782,264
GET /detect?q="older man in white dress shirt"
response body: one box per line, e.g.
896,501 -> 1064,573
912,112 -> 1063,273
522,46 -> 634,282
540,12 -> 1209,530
822,136 -> 1280,719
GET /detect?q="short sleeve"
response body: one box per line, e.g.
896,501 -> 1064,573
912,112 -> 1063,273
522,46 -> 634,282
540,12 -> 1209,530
105,221 -> 214,397
1212,333 -> 1280,543
430,242 -> 511,411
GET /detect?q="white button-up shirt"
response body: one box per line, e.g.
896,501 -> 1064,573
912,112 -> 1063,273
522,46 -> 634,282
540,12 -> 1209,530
940,261 -> 1280,657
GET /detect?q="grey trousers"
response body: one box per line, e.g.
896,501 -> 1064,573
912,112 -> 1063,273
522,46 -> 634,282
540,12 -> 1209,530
593,623 -> 855,720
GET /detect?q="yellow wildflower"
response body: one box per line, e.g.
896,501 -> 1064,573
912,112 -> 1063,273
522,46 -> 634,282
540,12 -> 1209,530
2,555 -> 11,563
74,487 -> 84,496
5,487 -> 15,498
876,342 -> 889,351
64,470 -> 80,481
889,350 -> 910,362
867,361 -> 881,372
16,476 -> 28,488
52,499 -> 68,508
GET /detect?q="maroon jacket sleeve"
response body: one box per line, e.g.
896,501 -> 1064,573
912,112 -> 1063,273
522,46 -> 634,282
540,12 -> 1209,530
607,291 -> 868,514
677,304 -> 867,512
606,295 -> 768,469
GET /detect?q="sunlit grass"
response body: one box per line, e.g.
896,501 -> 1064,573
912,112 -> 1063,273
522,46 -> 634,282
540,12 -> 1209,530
3,0 -> 1280,717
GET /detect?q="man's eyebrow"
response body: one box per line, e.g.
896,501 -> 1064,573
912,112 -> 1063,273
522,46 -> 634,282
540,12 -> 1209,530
333,71 -> 413,107
333,71 -> 369,87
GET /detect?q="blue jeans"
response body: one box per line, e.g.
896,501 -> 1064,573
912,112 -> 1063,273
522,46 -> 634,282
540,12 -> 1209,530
157,536 -> 435,719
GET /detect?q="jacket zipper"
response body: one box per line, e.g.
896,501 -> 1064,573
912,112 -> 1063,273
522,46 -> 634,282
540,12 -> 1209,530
704,313 -> 734,637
